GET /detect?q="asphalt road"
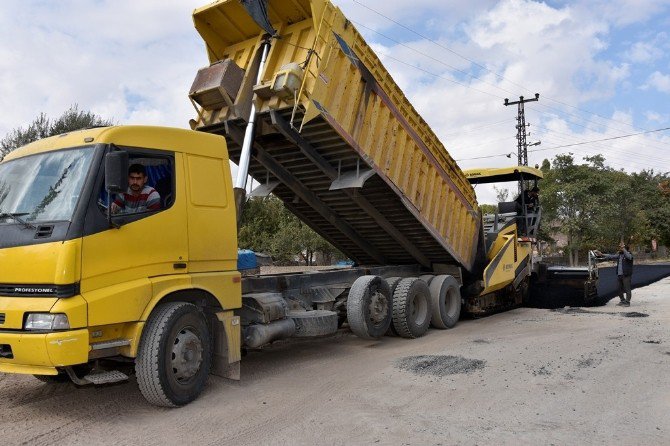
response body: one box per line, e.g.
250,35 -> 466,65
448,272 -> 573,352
1,278 -> 669,445
597,263 -> 670,301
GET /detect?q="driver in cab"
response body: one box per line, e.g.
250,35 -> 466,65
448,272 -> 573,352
111,164 -> 161,215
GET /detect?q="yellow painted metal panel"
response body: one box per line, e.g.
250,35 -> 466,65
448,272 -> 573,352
191,0 -> 481,269
190,272 -> 242,310
217,311 -> 241,363
185,152 -> 238,270
46,329 -> 90,367
83,278 -> 153,327
142,275 -> 193,321
0,329 -> 88,368
50,295 -> 88,329
0,239 -> 80,285
0,297 -> 57,330
4,126 -> 229,162
0,363 -> 58,376
187,154 -> 230,208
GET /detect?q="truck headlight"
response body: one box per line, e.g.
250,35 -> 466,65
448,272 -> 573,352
24,313 -> 70,331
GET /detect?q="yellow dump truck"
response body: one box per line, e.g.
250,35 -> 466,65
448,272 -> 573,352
0,0 -> 596,407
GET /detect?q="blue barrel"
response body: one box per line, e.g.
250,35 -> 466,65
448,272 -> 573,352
237,249 -> 258,271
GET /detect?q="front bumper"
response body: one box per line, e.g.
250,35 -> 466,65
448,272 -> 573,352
0,328 -> 89,375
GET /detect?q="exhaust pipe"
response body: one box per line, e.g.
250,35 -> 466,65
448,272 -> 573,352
243,319 -> 296,348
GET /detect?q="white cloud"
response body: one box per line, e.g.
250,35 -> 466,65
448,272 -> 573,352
625,41 -> 663,63
623,32 -> 668,63
643,71 -> 670,93
645,111 -> 668,123
2,0 -> 669,206
0,0 -> 206,137
577,0 -> 670,27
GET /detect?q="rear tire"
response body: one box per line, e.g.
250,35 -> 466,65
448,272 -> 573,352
428,275 -> 461,329
392,278 -> 431,339
136,302 -> 212,407
419,274 -> 435,285
347,276 -> 391,339
384,277 -> 403,336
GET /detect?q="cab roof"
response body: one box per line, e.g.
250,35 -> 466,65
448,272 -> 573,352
463,166 -> 544,185
2,125 -> 227,162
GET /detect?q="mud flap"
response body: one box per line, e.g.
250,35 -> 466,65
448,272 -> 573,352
212,311 -> 241,380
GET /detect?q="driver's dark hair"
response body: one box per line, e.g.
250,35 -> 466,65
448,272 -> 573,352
129,163 -> 146,176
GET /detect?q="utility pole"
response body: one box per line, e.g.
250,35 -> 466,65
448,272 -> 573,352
504,93 -> 540,167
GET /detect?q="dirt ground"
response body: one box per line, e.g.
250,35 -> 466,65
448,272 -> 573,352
2,279 -> 669,446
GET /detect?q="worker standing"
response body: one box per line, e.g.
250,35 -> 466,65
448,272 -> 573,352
596,242 -> 634,306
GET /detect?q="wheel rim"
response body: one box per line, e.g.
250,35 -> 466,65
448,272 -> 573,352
411,293 -> 428,325
368,289 -> 389,326
171,327 -> 203,383
445,288 -> 459,317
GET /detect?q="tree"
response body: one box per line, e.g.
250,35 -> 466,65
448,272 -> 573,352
541,154 -> 615,265
479,204 -> 497,215
494,186 -> 509,203
0,105 -> 113,161
238,196 -> 343,265
540,152 -> 670,263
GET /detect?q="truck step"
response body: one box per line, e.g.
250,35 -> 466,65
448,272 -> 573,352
83,370 -> 129,385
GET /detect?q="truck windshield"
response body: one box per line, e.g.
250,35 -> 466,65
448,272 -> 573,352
0,147 -> 95,224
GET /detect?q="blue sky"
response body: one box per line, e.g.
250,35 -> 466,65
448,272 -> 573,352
1,0 -> 669,202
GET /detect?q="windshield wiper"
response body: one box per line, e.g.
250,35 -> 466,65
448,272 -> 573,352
0,212 -> 36,229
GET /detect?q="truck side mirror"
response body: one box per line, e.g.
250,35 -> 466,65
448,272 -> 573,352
105,150 -> 129,193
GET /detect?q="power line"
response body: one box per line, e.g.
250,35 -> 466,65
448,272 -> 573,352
455,126 -> 670,161
529,103 -> 670,152
350,1 -> 670,140
380,53 -> 507,100
532,122 -> 670,165
443,118 -> 513,137
352,20 -> 519,98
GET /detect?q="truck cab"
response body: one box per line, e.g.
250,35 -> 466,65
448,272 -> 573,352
0,126 -> 242,406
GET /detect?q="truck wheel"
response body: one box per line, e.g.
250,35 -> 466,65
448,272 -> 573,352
419,274 -> 435,285
347,275 -> 391,339
289,310 -> 339,337
136,302 -> 212,407
384,277 -> 403,336
392,278 -> 431,339
429,275 -> 461,329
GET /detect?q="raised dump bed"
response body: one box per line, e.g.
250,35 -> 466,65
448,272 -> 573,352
189,0 -> 481,272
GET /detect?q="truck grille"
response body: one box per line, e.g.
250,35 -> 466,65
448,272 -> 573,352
0,283 -> 79,298
0,313 -> 5,324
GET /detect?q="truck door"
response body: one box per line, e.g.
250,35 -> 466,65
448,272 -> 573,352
80,148 -> 188,326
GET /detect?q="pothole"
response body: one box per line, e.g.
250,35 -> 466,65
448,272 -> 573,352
577,358 -> 594,368
533,366 -> 552,376
643,340 -> 661,344
396,355 -> 485,376
622,312 -> 649,318
551,307 -> 592,314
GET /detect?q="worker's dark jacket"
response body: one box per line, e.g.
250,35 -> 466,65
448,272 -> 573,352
603,251 -> 634,276
618,254 -> 634,276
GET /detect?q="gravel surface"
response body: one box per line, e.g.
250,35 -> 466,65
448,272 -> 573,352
396,355 -> 486,377
1,278 -> 670,445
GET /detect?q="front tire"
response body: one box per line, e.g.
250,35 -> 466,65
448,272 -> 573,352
136,302 -> 212,407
